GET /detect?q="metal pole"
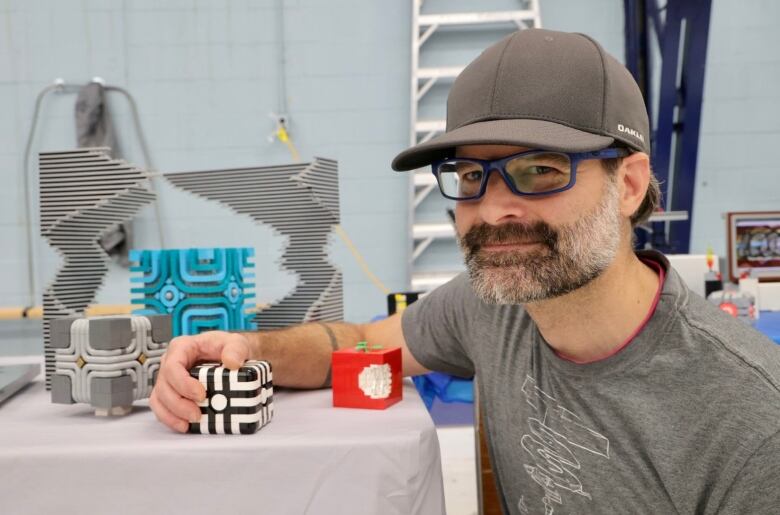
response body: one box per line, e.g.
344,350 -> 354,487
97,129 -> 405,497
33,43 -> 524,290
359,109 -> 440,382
21,82 -> 62,308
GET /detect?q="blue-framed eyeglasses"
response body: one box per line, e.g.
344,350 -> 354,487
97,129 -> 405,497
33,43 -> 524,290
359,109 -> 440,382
431,148 -> 629,201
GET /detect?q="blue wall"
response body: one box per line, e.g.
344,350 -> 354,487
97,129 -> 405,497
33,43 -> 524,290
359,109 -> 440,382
1,0 -> 777,355
692,1 -> 780,253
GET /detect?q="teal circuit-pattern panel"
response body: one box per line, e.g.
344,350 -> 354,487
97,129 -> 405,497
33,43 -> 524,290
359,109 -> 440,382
130,248 -> 256,337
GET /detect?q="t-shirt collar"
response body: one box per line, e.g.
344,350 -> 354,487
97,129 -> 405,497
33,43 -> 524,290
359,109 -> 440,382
536,250 -> 688,378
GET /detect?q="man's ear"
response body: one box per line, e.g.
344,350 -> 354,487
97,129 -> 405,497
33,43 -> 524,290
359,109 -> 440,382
617,152 -> 650,220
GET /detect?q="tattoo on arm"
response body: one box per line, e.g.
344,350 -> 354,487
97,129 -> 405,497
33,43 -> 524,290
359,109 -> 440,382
317,322 -> 339,388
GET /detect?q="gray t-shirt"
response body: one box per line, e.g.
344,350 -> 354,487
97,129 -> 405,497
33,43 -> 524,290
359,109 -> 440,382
402,250 -> 780,514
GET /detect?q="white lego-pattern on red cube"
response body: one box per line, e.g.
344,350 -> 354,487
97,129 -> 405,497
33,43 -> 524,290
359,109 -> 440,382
358,364 -> 393,400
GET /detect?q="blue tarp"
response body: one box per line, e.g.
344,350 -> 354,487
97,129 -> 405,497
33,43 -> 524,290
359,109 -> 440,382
754,311 -> 780,345
412,372 -> 474,409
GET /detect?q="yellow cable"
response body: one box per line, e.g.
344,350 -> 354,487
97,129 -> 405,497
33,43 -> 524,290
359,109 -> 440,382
278,127 -> 389,296
283,139 -> 301,162
276,126 -> 301,162
334,224 -> 390,295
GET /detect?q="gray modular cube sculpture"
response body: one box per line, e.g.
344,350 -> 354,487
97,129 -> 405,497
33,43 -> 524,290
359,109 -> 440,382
164,158 -> 343,329
39,148 -> 156,389
50,314 -> 172,416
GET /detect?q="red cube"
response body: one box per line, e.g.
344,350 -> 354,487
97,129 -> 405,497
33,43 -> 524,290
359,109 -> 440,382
332,344 -> 402,409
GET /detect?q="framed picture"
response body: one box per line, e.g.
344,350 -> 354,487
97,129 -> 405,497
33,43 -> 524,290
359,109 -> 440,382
726,211 -> 780,282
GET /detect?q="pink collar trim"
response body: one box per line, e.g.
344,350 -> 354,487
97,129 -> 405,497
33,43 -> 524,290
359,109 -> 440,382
554,259 -> 665,364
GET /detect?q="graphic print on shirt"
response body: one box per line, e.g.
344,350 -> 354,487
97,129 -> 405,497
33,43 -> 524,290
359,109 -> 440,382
519,376 -> 610,514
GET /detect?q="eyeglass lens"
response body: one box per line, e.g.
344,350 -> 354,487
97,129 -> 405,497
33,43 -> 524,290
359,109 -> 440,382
436,152 -> 573,199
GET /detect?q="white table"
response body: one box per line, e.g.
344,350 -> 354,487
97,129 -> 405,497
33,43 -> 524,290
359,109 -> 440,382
0,357 -> 445,515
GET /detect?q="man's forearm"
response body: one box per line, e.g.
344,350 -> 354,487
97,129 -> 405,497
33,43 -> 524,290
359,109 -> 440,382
242,322 -> 366,389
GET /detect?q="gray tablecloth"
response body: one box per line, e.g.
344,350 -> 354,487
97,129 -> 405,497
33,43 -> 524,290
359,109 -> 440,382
0,357 -> 445,515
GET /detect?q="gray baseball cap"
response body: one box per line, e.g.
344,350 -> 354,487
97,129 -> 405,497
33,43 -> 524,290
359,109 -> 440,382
392,29 -> 650,171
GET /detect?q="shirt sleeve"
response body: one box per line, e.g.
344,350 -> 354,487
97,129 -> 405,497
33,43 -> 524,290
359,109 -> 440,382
400,273 -> 478,378
714,429 -> 780,514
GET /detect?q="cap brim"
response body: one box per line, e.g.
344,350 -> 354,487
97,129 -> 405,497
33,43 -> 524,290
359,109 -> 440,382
391,119 -> 615,171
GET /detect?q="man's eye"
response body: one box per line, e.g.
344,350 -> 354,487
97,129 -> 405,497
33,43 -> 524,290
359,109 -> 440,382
527,166 -> 560,176
460,170 -> 483,182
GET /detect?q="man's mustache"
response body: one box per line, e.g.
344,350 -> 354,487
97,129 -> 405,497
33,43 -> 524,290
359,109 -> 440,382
461,222 -> 558,252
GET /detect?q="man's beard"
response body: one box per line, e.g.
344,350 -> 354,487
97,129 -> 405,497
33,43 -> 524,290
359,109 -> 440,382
457,180 -> 623,304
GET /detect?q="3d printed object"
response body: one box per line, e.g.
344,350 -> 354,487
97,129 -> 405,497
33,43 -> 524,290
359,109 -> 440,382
164,158 -> 342,329
332,343 -> 402,410
50,314 -> 172,416
189,360 -> 273,434
130,248 -> 256,337
39,148 -> 156,388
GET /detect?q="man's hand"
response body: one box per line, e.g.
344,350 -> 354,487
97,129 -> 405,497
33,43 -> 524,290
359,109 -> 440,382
149,331 -> 252,433
149,315 -> 425,432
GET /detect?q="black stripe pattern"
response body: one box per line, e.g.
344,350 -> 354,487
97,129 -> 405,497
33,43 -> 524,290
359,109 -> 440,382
163,158 -> 343,329
188,360 -> 273,435
39,148 -> 156,389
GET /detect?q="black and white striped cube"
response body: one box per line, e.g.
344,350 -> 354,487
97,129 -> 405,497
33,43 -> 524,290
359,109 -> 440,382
189,360 -> 273,435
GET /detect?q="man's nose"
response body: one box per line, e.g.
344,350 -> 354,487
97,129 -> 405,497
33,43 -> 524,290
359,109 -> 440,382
478,169 -> 530,224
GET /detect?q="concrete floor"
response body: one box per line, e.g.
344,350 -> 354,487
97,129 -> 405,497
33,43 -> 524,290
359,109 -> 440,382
437,425 -> 479,515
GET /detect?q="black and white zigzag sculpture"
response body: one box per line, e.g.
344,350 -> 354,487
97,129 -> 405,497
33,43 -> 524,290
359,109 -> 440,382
39,148 -> 156,388
39,150 -> 343,388
164,158 -> 343,329
189,360 -> 273,435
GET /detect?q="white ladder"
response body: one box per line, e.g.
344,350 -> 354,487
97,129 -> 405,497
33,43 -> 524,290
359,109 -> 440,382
408,0 -> 542,290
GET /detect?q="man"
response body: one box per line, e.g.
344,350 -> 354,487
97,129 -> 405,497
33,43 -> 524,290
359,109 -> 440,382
151,29 -> 780,514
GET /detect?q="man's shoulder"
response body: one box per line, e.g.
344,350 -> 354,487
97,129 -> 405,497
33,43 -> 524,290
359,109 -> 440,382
673,297 -> 780,512
666,285 -> 780,436
650,251 -> 780,393
680,290 -> 780,384
652,275 -> 780,484
419,272 -> 483,307
405,271 -> 530,342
